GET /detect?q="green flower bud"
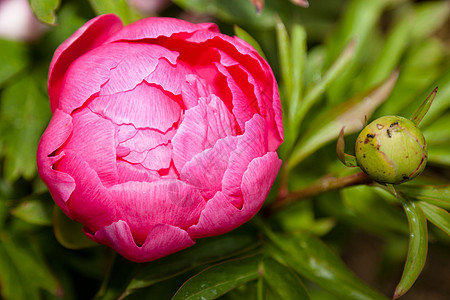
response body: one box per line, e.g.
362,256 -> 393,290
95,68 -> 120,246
355,116 -> 427,184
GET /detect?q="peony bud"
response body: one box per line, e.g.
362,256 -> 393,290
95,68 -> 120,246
355,116 -> 427,184
37,15 -> 283,262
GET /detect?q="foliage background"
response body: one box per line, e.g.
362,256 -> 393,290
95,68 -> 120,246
0,0 -> 449,299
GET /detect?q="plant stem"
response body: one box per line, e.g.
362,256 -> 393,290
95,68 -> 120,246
264,171 -> 373,215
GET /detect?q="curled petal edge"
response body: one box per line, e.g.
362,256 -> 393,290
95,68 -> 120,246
48,14 -> 123,112
188,152 -> 281,239
85,221 -> 195,263
36,109 -> 75,215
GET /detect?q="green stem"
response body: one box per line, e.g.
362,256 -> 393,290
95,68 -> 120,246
265,171 -> 372,215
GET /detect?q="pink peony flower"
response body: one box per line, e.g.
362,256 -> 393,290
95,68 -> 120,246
37,14 -> 283,262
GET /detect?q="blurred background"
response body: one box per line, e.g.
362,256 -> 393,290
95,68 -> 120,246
0,0 -> 449,299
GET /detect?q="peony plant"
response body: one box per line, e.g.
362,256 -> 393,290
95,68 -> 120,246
37,14 -> 283,262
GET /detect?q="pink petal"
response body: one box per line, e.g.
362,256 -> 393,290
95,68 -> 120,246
57,150 -> 117,232
172,95 -> 238,171
110,180 -> 205,245
48,14 -> 123,112
118,128 -> 174,153
181,74 -> 213,109
86,221 -> 195,263
187,151 -> 281,239
57,43 -> 132,113
64,108 -> 118,187
89,82 -> 182,132
36,109 -> 75,215
144,57 -> 192,96
141,144 -> 172,170
180,136 -> 238,199
100,43 -> 179,96
106,17 -> 218,43
222,115 -> 268,208
117,160 -> 161,184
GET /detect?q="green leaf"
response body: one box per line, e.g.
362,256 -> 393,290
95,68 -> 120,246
0,74 -> 51,182
29,0 -> 60,25
88,0 -> 141,25
287,71 -> 397,169
422,112 -> 450,145
394,195 -> 428,299
336,127 -> 358,167
341,186 -> 408,236
262,257 -> 310,300
10,193 -> 53,226
265,231 -> 388,300
0,39 -> 28,86
126,230 -> 259,292
172,254 -> 262,300
0,233 -> 60,299
396,185 -> 450,210
233,25 -> 266,60
410,87 -> 438,126
294,39 -> 356,130
275,16 -> 293,104
53,205 -> 97,249
172,0 -> 275,29
417,201 -> 450,236
94,254 -> 138,300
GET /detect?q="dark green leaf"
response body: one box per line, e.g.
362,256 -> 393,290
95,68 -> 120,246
394,195 -> 428,299
262,257 -> 310,300
94,254 -> 138,300
417,201 -> 450,236
88,0 -> 141,25
11,193 -> 53,226
53,205 -> 97,249
341,186 -> 408,236
265,231 -> 388,300
0,74 -> 51,182
172,254 -> 262,300
126,230 -> 259,292
29,0 -> 60,25
0,39 -> 28,86
396,185 -> 450,210
0,233 -> 60,299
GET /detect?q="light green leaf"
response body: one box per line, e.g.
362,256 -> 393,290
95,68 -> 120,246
410,1 -> 450,40
172,0 -> 275,29
11,194 -> 53,226
410,87 -> 438,126
422,112 -> 450,145
233,25 -> 266,60
0,74 -> 51,182
265,231 -> 388,300
88,0 -> 141,25
172,254 -> 262,300
428,144 -> 450,167
418,201 -> 450,236
294,39 -> 356,129
275,15 -> 293,104
262,257 -> 310,300
29,0 -> 60,25
53,205 -> 97,249
288,71 -> 397,169
396,185 -> 450,210
0,39 -> 28,86
394,195 -> 428,299
126,231 -> 258,292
